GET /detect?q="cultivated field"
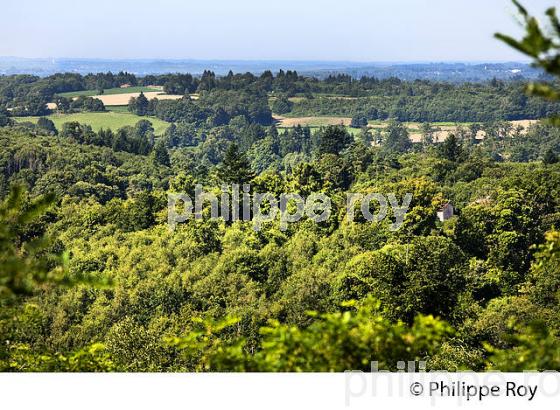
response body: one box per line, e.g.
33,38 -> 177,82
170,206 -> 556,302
14,112 -> 170,135
89,92 -> 184,106
406,119 -> 538,142
274,116 -> 539,142
56,86 -> 186,107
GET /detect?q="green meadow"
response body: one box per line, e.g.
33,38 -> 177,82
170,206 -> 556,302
107,105 -> 131,113
14,111 -> 170,135
57,86 -> 160,98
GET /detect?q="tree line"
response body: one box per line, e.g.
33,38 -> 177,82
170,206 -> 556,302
2,69 -> 560,122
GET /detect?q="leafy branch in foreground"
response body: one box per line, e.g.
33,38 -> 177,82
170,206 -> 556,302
0,185 -> 116,371
496,1 -> 560,123
0,185 -> 63,302
5,343 -> 115,372
0,185 -> 114,304
485,320 -> 560,371
166,298 -> 452,372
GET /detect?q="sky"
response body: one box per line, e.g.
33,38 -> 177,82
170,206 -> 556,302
0,0 -> 556,62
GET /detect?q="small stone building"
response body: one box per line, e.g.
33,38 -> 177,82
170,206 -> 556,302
437,202 -> 454,222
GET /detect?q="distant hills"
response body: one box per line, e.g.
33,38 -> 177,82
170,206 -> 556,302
0,57 -> 543,82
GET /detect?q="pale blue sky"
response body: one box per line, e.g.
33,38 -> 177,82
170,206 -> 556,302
1,0 -> 555,61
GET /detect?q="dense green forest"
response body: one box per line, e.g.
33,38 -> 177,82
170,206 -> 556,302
1,98 -> 560,370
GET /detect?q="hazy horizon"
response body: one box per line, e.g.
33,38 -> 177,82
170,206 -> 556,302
1,0 -> 553,62
0,56 -> 533,64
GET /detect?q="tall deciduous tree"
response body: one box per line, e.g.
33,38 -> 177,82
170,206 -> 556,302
382,120 -> 411,153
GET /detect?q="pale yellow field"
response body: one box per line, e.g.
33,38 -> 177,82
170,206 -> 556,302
90,92 -> 184,106
275,116 -> 540,143
408,120 -> 538,142
274,116 -> 352,127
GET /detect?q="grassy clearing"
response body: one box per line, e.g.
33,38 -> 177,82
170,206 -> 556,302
106,105 -> 130,113
276,125 -> 362,136
58,86 -> 161,98
274,116 -> 352,127
14,111 -> 170,135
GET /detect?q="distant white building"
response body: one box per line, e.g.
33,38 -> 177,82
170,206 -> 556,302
437,202 -> 454,222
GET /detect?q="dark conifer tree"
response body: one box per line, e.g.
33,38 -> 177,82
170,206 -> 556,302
217,143 -> 255,184
153,141 -> 171,166
317,125 -> 353,155
135,92 -> 149,116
